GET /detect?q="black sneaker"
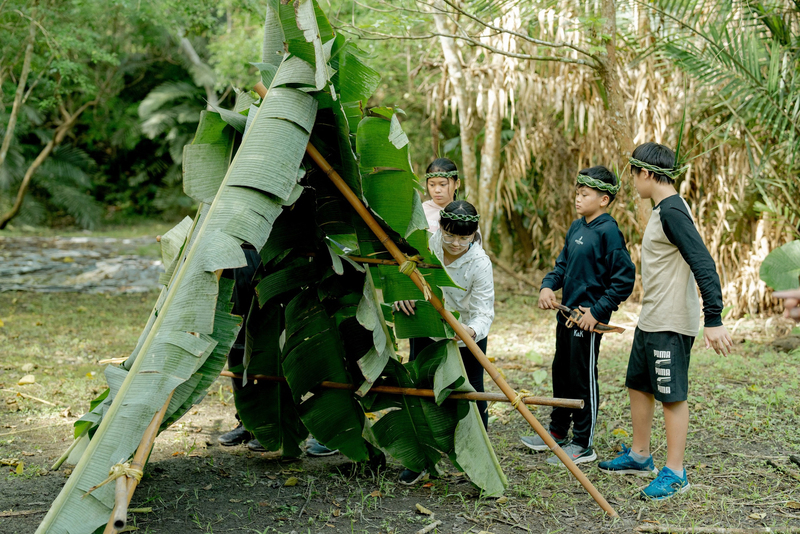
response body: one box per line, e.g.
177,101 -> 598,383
247,438 -> 266,452
218,423 -> 252,446
398,469 -> 428,485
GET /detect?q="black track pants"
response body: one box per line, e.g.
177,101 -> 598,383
549,322 -> 602,449
409,336 -> 489,429
222,248 -> 261,393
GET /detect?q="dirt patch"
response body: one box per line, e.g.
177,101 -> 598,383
1,276 -> 800,533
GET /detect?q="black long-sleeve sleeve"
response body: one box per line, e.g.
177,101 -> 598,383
661,205 -> 724,327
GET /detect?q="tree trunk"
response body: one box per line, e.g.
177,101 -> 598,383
0,101 -> 95,229
0,4 -> 37,170
597,0 -> 649,230
432,0 -> 478,199
478,78 -> 504,240
497,211 -> 515,265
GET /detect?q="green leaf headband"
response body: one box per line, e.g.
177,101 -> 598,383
440,210 -> 480,222
628,158 -> 689,180
576,173 -> 620,195
425,170 -> 459,179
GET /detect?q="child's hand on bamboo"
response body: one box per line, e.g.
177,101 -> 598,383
576,306 -> 598,331
453,325 -> 476,342
538,288 -> 557,310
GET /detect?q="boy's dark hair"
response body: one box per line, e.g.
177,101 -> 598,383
631,142 -> 676,184
577,165 -> 619,203
440,200 -> 479,238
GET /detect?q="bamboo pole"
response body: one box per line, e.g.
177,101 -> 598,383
104,391 -> 174,534
346,255 -> 442,269
219,371 -> 584,409
253,79 -> 617,516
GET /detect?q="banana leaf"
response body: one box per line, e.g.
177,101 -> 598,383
37,46 -> 320,534
234,297 -> 306,458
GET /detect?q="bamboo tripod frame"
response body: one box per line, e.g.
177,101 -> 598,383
104,84 -> 616,529
252,81 -> 616,517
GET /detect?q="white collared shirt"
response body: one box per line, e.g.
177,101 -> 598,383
429,229 -> 495,345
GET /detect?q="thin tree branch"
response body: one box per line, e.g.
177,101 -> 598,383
0,5 -> 37,170
435,0 -> 601,63
336,25 -> 594,66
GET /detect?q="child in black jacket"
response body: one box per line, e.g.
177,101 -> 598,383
521,166 -> 635,465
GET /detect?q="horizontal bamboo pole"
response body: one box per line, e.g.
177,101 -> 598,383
219,371 -> 583,409
255,81 -> 616,517
346,255 -> 442,269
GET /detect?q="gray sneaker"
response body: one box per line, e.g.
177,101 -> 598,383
521,431 -> 569,452
546,442 -> 597,466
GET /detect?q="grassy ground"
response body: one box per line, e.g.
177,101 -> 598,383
1,283 -> 799,533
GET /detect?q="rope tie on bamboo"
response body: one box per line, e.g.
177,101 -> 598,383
398,255 -> 432,301
511,389 -> 533,409
82,462 -> 143,498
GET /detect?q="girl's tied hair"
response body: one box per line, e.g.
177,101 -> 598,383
576,166 -> 620,202
440,200 -> 480,239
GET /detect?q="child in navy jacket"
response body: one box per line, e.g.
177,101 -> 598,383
521,166 -> 635,466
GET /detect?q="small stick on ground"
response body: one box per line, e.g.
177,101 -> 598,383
0,509 -> 46,517
635,526 -> 800,533
416,520 -> 442,534
298,477 -> 314,518
766,459 -> 800,483
1,388 -> 60,406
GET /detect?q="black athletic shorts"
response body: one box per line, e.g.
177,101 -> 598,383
625,327 -> 695,403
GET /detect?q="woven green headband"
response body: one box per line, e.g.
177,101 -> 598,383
425,170 -> 459,179
440,210 -> 480,222
576,173 -> 620,195
628,158 -> 689,180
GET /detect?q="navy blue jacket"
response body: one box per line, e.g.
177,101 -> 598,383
541,213 -> 635,325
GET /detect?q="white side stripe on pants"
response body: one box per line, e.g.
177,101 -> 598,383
588,331 -> 597,447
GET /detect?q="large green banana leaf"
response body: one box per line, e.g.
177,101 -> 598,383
37,40 -> 321,534
367,341 -> 507,496
46,4 -> 507,531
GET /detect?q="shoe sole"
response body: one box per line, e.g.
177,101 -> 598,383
307,449 -> 339,457
399,471 -> 429,485
599,466 -> 659,476
548,451 -> 597,466
521,437 -> 567,452
642,482 -> 691,500
218,437 -> 252,446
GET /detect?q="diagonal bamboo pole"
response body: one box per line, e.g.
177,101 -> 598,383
251,81 -> 616,516
305,142 -> 617,516
104,391 -> 174,534
219,371 -> 584,409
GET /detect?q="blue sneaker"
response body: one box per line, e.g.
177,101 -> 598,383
641,466 -> 690,500
598,445 -> 658,476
